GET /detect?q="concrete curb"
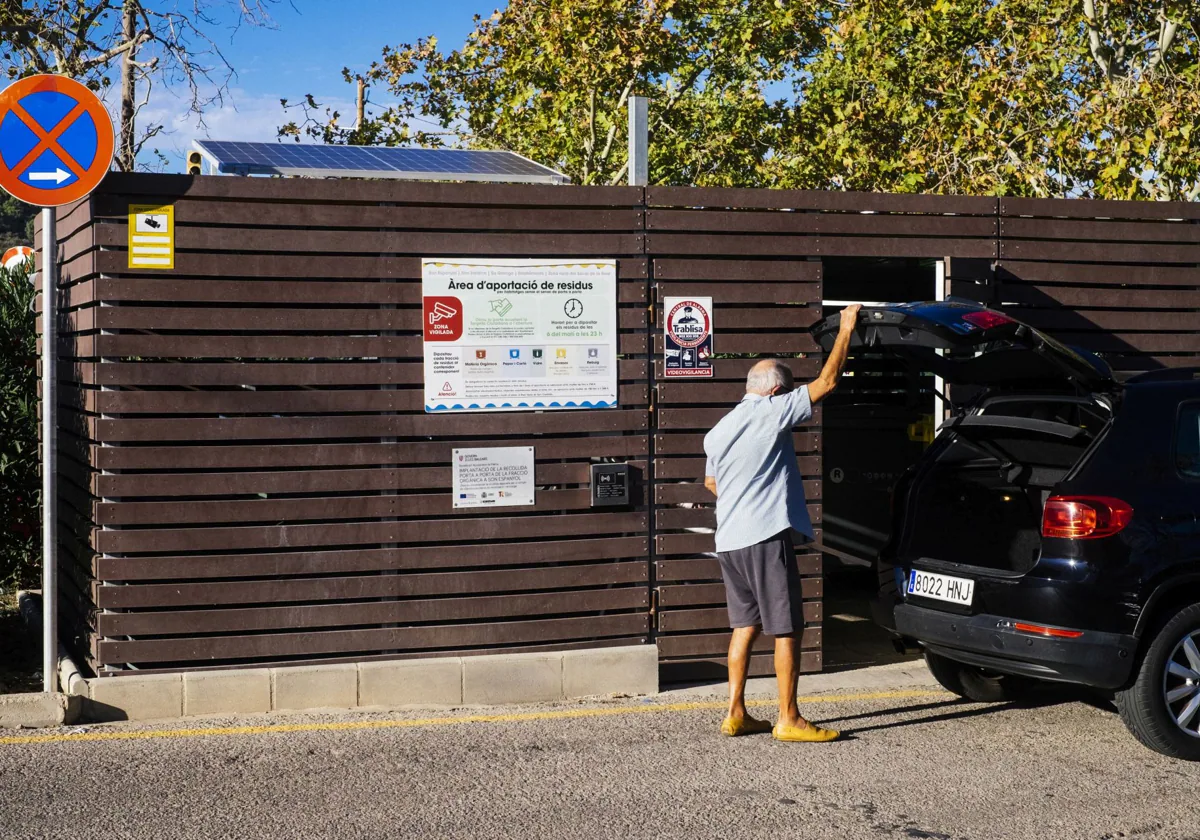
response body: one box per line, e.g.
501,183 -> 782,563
0,692 -> 82,729
80,644 -> 660,723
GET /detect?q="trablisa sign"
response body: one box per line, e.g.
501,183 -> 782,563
663,296 -> 713,378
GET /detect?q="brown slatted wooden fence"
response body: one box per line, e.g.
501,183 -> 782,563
991,197 -> 1200,374
49,173 -> 653,674
34,175 -> 1200,680
646,187 -> 1001,680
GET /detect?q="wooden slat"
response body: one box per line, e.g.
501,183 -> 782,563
648,186 -> 997,216
95,561 -> 649,608
993,284 -> 1200,309
1000,215 -> 1199,244
1000,195 -> 1200,221
93,435 -> 650,470
649,209 -> 996,237
94,196 -> 645,231
657,602 -> 822,633
97,613 -> 651,664
996,260 -> 1200,287
654,479 -> 820,505
654,281 -> 820,304
90,360 -> 647,388
654,432 -> 819,456
654,456 -> 820,480
1001,239 -> 1200,264
653,258 -> 820,282
654,306 -> 821,331
93,511 -> 649,553
653,333 -> 818,355
98,587 -> 649,635
94,537 -> 649,581
91,304 -> 645,333
658,407 -> 819,429
657,579 -> 822,607
98,170 -> 645,206
92,411 -> 649,442
656,555 -> 821,580
1005,308 -> 1200,333
655,504 -> 821,530
95,223 -> 645,257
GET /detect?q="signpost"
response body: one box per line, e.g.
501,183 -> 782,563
0,75 -> 114,694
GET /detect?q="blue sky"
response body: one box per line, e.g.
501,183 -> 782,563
139,1 -> 502,168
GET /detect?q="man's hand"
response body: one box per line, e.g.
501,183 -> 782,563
808,304 -> 861,404
839,303 -> 862,332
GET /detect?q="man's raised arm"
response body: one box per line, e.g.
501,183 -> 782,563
807,304 -> 861,405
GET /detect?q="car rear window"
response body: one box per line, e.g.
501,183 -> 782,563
1177,402 -> 1200,478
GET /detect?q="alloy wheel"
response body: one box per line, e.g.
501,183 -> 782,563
1162,629 -> 1200,738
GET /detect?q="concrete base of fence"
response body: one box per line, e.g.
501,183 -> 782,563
0,692 -> 82,728
77,644 -> 659,722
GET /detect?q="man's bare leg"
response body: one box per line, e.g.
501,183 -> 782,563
727,625 -> 760,722
774,634 -> 811,729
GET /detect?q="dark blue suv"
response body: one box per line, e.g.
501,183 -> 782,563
816,301 -> 1200,759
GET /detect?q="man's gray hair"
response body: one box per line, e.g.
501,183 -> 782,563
746,359 -> 794,394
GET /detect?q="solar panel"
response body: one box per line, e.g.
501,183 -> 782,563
192,140 -> 569,185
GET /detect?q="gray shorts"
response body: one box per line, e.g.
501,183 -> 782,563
717,530 -> 804,636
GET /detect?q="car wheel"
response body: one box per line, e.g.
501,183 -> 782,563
1115,603 -> 1200,760
924,650 -> 1033,703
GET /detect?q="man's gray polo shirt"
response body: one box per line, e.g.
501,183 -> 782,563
703,387 -> 814,553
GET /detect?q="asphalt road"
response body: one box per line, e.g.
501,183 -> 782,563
2,684 -> 1199,840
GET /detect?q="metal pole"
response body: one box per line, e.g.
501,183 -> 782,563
41,206 -> 57,694
628,95 -> 648,187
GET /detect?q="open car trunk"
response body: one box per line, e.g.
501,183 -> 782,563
896,400 -> 1110,575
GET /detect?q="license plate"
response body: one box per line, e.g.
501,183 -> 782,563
907,570 -> 974,606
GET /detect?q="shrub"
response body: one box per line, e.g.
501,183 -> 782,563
0,258 -> 39,589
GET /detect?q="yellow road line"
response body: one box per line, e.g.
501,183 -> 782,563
0,689 -> 947,747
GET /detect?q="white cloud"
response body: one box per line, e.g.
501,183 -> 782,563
130,86 -> 358,170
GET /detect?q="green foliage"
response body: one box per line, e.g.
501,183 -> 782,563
281,0 -> 823,187
0,196 -> 35,253
283,0 -> 1200,199
0,259 -> 39,589
777,0 -> 1200,200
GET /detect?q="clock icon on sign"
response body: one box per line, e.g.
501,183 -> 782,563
564,298 -> 584,318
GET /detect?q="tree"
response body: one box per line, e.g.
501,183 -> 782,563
283,0 -> 1199,200
281,0 -> 823,187
0,197 -> 36,253
2,1 -> 280,171
764,0 -> 1200,199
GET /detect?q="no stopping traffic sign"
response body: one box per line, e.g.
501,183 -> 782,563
0,75 -> 114,206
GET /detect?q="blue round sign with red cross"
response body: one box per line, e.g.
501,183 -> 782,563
0,75 -> 114,207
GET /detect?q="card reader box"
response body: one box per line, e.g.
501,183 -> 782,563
590,463 -> 631,507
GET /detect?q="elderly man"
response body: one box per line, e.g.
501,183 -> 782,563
703,304 -> 860,743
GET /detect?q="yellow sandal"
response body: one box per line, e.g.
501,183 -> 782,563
772,722 -> 841,743
719,715 -> 775,737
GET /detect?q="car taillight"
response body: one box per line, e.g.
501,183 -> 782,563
962,310 -> 1014,330
1013,622 -> 1085,639
1041,496 -> 1133,540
